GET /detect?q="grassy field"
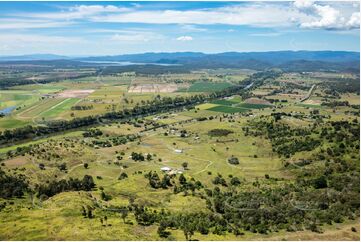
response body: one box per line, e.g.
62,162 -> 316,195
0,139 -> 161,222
0,108 -> 287,240
207,105 -> 250,113
237,103 -> 272,109
0,70 -> 359,241
179,81 -> 233,92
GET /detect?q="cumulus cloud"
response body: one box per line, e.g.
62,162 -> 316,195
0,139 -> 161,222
4,2 -> 359,31
346,12 -> 360,29
294,0 -> 314,10
176,36 -> 193,41
294,0 -> 360,30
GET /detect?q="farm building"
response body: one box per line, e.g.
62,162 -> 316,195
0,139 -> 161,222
174,149 -> 183,153
160,166 -> 172,172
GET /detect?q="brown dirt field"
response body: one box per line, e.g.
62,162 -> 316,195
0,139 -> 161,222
4,156 -> 29,168
128,84 -> 179,93
57,89 -> 94,98
303,99 -> 322,105
279,93 -> 304,98
245,98 -> 272,105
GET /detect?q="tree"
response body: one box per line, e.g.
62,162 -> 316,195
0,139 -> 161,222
180,217 -> 196,241
179,174 -> 187,185
182,162 -> 188,170
39,163 -> 45,170
230,177 -> 241,186
118,172 -> 128,180
313,176 -> 328,189
87,207 -> 93,218
82,175 -> 96,191
84,163 -> 89,169
120,208 -> 128,223
157,221 -> 170,238
101,191 -> 111,201
228,156 -> 239,165
58,163 -> 67,171
81,206 -> 87,217
161,174 -> 172,188
146,154 -> 152,161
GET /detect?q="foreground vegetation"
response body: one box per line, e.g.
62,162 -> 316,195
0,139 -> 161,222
0,65 -> 359,240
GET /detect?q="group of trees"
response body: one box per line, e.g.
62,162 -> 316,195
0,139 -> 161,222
173,174 -> 203,195
0,167 -> 29,198
71,105 -> 94,111
208,129 -> 234,137
82,128 -> 103,137
127,113 -> 359,239
245,118 -> 321,158
145,171 -> 173,189
36,175 -> 96,198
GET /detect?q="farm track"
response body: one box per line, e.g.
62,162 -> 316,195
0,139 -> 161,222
300,84 -> 316,102
37,98 -> 70,117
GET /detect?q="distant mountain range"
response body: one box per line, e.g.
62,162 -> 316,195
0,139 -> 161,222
78,51 -> 360,64
0,51 -> 359,73
0,51 -> 358,63
0,54 -> 69,61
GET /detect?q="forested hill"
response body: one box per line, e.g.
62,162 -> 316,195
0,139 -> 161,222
0,51 -> 359,73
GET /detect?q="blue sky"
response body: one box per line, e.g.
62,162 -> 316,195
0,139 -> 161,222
0,1 -> 359,56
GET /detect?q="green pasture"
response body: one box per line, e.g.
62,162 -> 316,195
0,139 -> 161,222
237,103 -> 272,109
207,105 -> 250,113
40,98 -> 80,118
179,81 -> 233,92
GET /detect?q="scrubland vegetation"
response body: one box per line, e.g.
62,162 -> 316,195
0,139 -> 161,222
0,62 -> 359,240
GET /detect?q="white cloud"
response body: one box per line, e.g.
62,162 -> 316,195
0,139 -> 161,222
346,12 -> 360,29
26,5 -> 131,20
294,0 -> 359,30
294,0 -> 314,10
249,32 -> 282,37
111,32 -> 164,42
176,36 -> 193,41
180,24 -> 207,32
89,5 -> 307,28
3,2 -> 359,31
0,19 -> 73,29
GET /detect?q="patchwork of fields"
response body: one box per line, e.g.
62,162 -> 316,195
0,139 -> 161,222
196,97 -> 273,113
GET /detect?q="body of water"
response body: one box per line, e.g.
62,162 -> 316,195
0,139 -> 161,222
0,106 -> 16,115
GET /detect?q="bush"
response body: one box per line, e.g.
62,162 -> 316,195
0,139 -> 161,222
208,129 -> 234,137
119,172 -> 128,180
228,156 -> 239,165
